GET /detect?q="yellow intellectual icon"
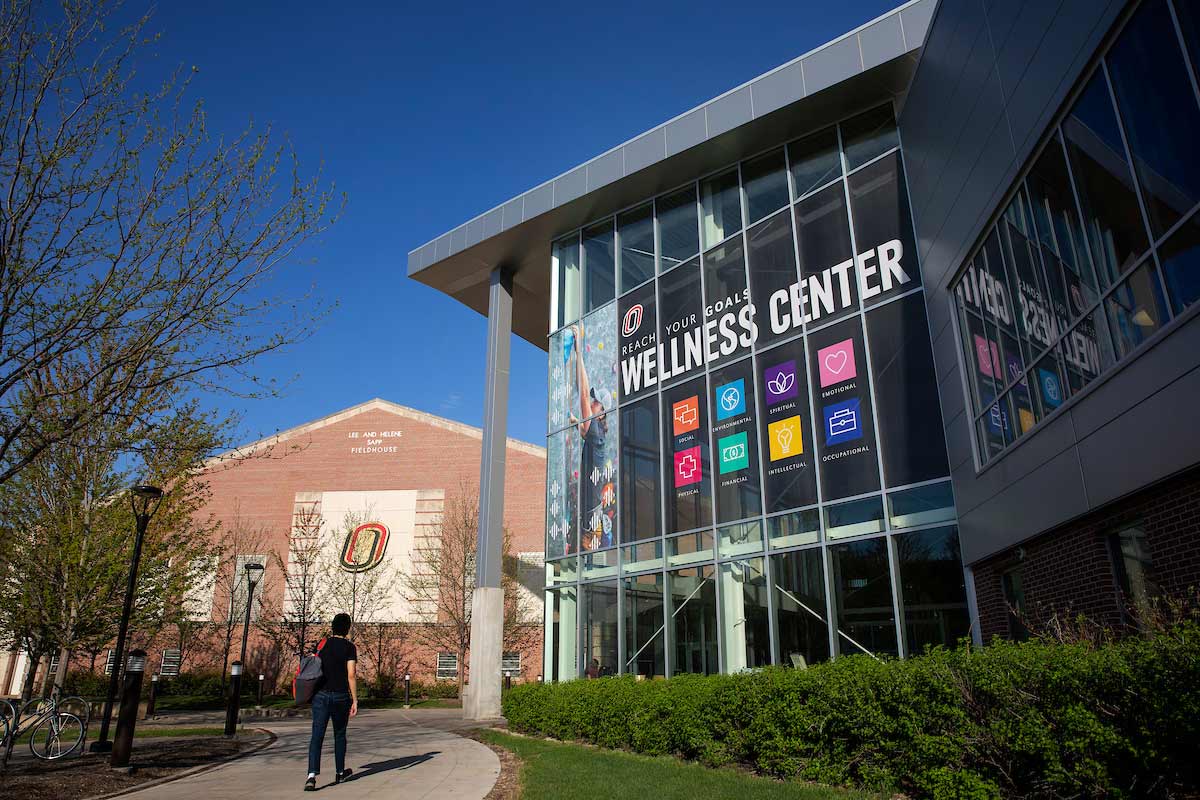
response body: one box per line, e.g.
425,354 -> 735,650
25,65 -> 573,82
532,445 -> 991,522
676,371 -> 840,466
1018,408 -> 1034,434
768,416 -> 803,461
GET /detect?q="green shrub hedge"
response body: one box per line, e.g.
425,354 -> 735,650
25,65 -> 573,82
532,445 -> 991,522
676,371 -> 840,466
503,623 -> 1200,799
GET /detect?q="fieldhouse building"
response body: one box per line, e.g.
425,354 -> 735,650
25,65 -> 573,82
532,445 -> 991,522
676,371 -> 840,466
408,0 -> 1200,680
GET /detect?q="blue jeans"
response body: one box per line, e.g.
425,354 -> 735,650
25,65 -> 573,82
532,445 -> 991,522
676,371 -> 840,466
307,690 -> 351,775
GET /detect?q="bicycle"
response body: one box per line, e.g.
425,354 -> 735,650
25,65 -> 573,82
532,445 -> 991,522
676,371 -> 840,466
0,696 -> 86,760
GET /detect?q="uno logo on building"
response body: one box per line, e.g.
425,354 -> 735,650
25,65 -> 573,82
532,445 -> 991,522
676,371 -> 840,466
622,304 -> 643,337
340,521 -> 390,572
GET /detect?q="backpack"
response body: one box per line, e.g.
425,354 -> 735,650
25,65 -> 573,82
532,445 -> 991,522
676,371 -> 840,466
292,638 -> 327,706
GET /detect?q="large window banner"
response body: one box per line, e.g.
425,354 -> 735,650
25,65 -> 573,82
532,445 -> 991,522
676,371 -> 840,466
756,336 -> 818,513
545,427 -> 577,559
807,318 -> 880,500
709,358 -> 761,523
662,376 -> 712,534
618,281 -> 657,402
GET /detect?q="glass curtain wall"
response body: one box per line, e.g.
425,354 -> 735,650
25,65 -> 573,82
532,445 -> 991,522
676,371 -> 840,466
544,103 -> 970,679
951,0 -> 1200,464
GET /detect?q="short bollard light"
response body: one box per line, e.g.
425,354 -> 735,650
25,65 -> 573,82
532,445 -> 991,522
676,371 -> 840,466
144,673 -> 160,719
224,661 -> 243,737
537,674 -> 543,683
257,674 -> 265,706
111,650 -> 147,769
503,670 -> 512,692
404,673 -> 411,707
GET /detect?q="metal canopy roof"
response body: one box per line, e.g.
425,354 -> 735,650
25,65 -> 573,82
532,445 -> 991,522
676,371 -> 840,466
407,0 -> 936,351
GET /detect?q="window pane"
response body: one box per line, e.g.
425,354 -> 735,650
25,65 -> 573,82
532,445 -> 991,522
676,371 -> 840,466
657,257 -> 706,386
582,549 -> 618,581
719,558 -> 771,672
554,236 -> 581,329
1110,524 -> 1158,614
888,481 -> 955,529
956,289 -> 996,415
618,204 -> 655,293
743,149 -> 789,224
830,537 -> 898,657
624,572 -> 665,678
545,428 -> 577,559
866,293 -> 951,487
580,303 -> 618,423
1105,260 -> 1169,359
771,548 -> 831,667
1176,0 -> 1200,82
623,540 -> 664,573
767,508 -> 820,549
1001,191 -> 1061,356
620,396 -> 660,543
701,170 -> 742,249
718,519 -> 764,559
667,529 -> 714,567
746,211 -> 801,350
668,565 -> 718,675
825,496 -> 885,540
1032,352 -> 1068,420
841,105 -> 899,170
1060,304 -> 1115,396
1158,213 -> 1200,313
545,587 -> 578,682
663,376 -> 712,534
756,337 -> 819,513
545,556 -> 577,586
808,318 -> 881,500
583,220 -> 616,313
896,526 -> 971,653
580,580 -> 619,677
847,152 -> 920,305
1062,71 -> 1150,288
658,186 -> 700,272
618,280 -> 657,402
548,326 -> 579,433
1026,138 -> 1100,318
794,182 -> 857,325
789,126 -> 841,198
1106,0 -> 1200,237
701,238 -> 751,367
709,358 -> 761,523
579,409 -> 617,553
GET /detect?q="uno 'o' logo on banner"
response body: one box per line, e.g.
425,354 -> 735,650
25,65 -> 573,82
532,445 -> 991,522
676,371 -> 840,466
340,522 -> 390,573
622,304 -> 643,337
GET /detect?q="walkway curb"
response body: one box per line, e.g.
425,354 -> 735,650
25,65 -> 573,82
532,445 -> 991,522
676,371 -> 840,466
82,728 -> 278,800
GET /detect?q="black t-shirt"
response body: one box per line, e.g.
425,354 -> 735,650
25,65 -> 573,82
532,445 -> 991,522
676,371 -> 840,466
317,637 -> 357,694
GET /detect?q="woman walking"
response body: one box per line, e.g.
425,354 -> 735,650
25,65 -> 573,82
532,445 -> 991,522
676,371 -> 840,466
306,613 -> 358,790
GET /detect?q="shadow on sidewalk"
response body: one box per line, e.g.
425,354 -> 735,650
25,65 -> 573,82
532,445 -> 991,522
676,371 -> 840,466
344,751 -> 439,782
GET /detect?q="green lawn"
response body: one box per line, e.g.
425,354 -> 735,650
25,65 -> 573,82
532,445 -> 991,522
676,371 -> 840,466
478,730 -> 881,800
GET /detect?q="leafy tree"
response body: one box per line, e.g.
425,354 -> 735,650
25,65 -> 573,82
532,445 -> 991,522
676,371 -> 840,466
0,381 -> 222,700
0,0 -> 339,488
403,487 -> 541,697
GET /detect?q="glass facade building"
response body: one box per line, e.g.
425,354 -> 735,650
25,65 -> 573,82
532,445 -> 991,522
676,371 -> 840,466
951,0 -> 1200,465
543,106 -> 970,679
411,0 -> 1200,701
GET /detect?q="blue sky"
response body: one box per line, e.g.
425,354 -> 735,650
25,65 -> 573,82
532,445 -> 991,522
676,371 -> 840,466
144,0 -> 901,446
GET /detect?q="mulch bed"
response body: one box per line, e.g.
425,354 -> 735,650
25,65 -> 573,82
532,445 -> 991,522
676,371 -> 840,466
463,728 -> 522,800
1,734 -> 268,800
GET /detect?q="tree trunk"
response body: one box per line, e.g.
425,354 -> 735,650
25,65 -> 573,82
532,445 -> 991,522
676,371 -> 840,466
19,652 -> 42,704
457,646 -> 466,699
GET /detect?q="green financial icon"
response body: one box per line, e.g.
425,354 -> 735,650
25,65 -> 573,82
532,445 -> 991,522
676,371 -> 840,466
718,431 -> 749,474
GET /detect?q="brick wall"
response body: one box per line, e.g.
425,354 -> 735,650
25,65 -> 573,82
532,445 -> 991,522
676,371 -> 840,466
973,466 -> 1200,641
60,400 -> 548,692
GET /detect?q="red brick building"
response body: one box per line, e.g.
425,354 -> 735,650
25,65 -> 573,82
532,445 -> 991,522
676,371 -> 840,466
1,399 -> 546,696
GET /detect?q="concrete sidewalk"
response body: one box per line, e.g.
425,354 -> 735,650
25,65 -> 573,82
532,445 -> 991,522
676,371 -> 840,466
123,708 -> 500,799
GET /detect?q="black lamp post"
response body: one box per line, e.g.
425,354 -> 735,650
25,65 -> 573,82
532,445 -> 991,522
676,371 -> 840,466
91,485 -> 163,753
225,562 -> 264,736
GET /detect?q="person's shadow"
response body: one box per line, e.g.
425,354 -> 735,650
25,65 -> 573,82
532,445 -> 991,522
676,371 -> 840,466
343,751 -> 439,782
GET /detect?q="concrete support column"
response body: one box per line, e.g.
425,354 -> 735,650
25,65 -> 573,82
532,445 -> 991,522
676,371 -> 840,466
465,265 -> 513,721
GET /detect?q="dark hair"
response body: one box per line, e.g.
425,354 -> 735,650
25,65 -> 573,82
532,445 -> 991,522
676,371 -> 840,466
332,613 -> 352,636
